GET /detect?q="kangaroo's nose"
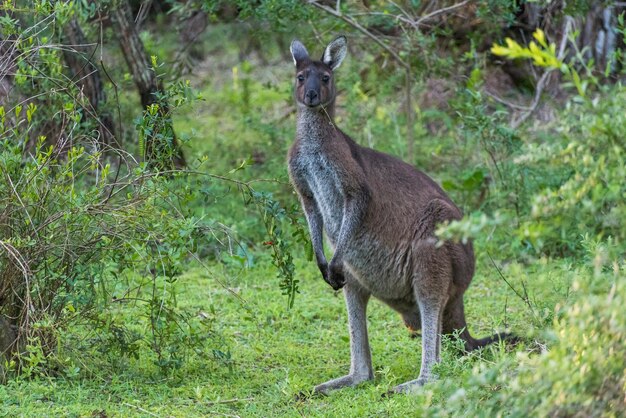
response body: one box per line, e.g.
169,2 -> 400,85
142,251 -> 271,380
305,89 -> 319,106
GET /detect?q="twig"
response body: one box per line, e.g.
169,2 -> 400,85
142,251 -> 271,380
0,240 -> 33,331
510,68 -> 552,129
415,0 -> 470,26
350,11 -> 415,27
487,252 -> 536,318
483,90 -> 532,111
188,251 -> 250,306
307,0 -> 409,69
389,0 -> 415,24
122,402 -> 160,417
5,174 -> 39,239
351,0 -> 472,30
503,295 -> 509,329
205,397 -> 254,406
135,0 -> 154,29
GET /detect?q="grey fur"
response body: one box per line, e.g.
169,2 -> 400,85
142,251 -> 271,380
288,37 -> 512,395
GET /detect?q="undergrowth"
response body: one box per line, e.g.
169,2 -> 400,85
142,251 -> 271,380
0,2 -> 624,417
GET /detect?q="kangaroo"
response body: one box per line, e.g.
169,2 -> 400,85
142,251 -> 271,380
288,36 -> 511,394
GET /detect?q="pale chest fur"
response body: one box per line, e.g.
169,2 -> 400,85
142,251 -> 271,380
290,144 -> 345,241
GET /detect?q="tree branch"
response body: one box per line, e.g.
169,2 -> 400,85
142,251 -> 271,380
415,0 -> 470,27
307,0 -> 409,69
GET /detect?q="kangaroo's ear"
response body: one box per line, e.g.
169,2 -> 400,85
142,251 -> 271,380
322,36 -> 347,70
290,40 -> 309,66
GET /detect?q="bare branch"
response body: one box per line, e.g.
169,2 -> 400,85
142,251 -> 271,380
349,11 -> 416,28
484,90 -> 532,111
343,0 -> 473,31
389,0 -> 415,23
134,0 -> 154,29
415,0 -> 471,27
307,0 -> 409,69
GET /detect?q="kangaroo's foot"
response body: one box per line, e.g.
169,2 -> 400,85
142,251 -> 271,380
313,372 -> 373,394
391,375 -> 435,394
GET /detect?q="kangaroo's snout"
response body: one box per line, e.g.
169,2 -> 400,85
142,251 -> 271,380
305,89 -> 320,106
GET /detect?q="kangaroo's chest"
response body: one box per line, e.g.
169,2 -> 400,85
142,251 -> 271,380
293,151 -> 345,239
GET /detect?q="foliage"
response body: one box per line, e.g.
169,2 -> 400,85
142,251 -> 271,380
443,272 -> 626,418
491,29 -> 561,68
0,0 -> 312,380
0,2 -> 221,377
437,28 -> 626,261
250,191 -> 305,308
1,1 -> 625,416
439,83 -> 626,260
491,28 -> 588,97
0,112 -> 221,377
517,90 -> 626,258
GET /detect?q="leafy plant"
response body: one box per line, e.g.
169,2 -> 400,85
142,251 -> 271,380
491,28 -> 588,97
444,271 -> 626,418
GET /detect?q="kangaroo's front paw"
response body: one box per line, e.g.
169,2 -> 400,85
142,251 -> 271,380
327,261 -> 346,290
317,260 -> 330,284
319,261 -> 343,290
314,373 -> 372,394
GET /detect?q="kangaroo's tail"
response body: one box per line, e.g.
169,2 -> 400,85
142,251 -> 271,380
443,294 -> 518,352
463,331 -> 518,351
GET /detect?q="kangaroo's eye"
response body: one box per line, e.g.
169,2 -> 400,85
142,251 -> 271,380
297,74 -> 305,82
322,75 -> 330,82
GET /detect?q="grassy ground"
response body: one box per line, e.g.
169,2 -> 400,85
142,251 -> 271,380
2,27 -> 621,417
1,250 -> 580,417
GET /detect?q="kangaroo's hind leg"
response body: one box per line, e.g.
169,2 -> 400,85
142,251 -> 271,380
314,279 -> 373,394
393,243 -> 452,393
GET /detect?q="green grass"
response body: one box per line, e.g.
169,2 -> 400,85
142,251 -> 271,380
1,250 -> 587,417
3,24 -> 623,417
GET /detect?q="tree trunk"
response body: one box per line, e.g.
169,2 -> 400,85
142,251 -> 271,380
0,13 -> 18,110
62,18 -> 116,147
0,316 -> 17,360
579,4 -> 626,77
110,0 -> 186,169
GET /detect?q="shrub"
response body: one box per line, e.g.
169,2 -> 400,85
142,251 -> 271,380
0,122 -> 220,377
443,270 -> 626,417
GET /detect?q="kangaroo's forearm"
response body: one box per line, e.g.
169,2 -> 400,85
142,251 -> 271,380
331,188 -> 370,263
301,195 -> 326,265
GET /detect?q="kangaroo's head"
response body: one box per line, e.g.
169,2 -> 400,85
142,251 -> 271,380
290,36 -> 347,109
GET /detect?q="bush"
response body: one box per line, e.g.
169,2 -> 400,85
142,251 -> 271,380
0,4 -> 222,373
443,270 -> 626,417
438,86 -> 625,263
519,88 -> 626,258
0,123 -> 220,377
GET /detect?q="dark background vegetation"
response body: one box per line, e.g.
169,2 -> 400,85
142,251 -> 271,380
0,0 -> 624,416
